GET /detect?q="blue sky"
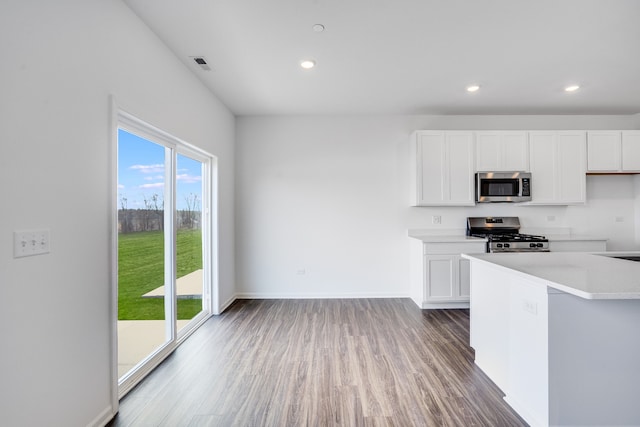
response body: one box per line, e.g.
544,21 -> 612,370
118,129 -> 202,211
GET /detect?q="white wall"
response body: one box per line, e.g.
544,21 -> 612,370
236,114 -> 640,298
0,1 -> 235,426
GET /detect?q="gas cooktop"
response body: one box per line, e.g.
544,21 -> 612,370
467,217 -> 549,253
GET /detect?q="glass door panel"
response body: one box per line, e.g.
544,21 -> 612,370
117,129 -> 170,379
176,153 -> 205,334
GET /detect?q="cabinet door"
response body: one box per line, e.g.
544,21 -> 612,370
529,132 -> 558,203
446,132 -> 475,204
476,131 -> 502,171
414,131 -> 446,205
424,255 -> 456,301
412,131 -> 474,206
622,131 -> 640,171
587,131 -> 621,172
476,131 -> 528,172
557,131 -> 586,204
529,131 -> 585,205
502,131 -> 529,171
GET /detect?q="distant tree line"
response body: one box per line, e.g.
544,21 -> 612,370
118,193 -> 201,233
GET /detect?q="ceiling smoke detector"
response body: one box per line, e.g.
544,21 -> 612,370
191,56 -> 211,71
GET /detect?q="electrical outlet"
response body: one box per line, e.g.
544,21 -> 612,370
14,229 -> 50,258
432,215 -> 441,225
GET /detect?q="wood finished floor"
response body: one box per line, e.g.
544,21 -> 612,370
108,299 -> 527,426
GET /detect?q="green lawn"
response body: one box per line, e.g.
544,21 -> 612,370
118,229 -> 203,320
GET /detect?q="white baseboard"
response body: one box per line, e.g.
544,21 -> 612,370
88,404 -> 116,427
218,294 -> 238,313
421,301 -> 470,309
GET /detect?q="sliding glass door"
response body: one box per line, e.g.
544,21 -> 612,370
115,112 -> 213,395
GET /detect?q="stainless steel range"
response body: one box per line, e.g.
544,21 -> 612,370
466,216 -> 549,253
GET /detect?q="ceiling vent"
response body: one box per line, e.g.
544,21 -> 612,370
191,56 -> 211,71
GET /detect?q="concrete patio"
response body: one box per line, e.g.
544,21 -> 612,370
118,270 -> 203,378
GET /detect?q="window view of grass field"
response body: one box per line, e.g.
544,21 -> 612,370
117,128 -> 206,378
118,229 -> 203,320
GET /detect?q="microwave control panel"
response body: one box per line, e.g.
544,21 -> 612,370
521,178 -> 530,196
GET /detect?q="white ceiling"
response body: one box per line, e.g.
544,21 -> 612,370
123,0 -> 640,116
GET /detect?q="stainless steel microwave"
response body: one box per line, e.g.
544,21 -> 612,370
475,172 -> 532,203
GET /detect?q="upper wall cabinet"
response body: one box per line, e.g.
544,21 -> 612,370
528,131 -> 586,205
475,131 -> 529,172
410,131 -> 475,206
587,131 -> 640,173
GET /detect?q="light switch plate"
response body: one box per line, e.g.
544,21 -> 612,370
14,229 -> 50,258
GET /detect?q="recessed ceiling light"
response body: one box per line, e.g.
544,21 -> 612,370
312,24 -> 325,33
300,59 -> 316,69
466,85 -> 480,92
565,85 -> 580,92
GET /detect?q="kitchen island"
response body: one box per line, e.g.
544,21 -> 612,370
462,252 -> 640,427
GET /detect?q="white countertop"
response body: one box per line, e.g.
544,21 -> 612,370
462,252 -> 640,300
408,233 -> 487,243
543,234 -> 608,242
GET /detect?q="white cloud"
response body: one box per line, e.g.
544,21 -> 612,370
118,184 -> 125,189
130,164 -> 164,174
139,182 -> 165,189
176,173 -> 202,184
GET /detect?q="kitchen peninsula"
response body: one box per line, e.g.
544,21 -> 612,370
463,252 -> 640,427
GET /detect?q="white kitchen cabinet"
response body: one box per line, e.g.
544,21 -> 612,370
475,131 -> 529,172
587,131 -> 640,172
410,131 -> 475,206
587,131 -> 620,172
409,238 -> 486,309
622,131 -> 640,171
528,131 -> 586,205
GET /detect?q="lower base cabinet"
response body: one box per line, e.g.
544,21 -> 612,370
410,239 -> 486,309
424,254 -> 469,302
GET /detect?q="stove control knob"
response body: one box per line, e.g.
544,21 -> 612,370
504,243 -> 510,248
497,243 -> 503,248
530,243 -> 537,248
537,243 -> 544,247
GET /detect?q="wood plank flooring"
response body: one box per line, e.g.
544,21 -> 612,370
107,299 -> 527,426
